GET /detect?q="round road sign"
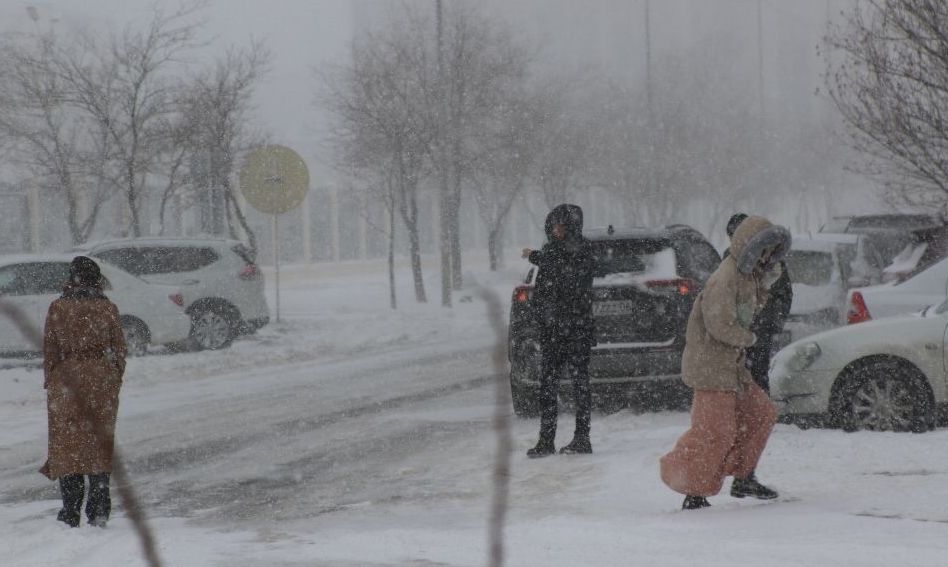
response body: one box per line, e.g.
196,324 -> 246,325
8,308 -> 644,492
239,145 -> 310,214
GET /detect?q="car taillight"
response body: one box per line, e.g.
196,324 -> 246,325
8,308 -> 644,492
239,264 -> 260,280
169,292 -> 184,307
847,291 -> 871,324
512,285 -> 533,303
646,278 -> 697,296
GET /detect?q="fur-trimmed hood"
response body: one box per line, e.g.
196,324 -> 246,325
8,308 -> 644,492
729,216 -> 791,275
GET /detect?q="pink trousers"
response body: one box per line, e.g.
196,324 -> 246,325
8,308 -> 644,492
660,385 -> 777,497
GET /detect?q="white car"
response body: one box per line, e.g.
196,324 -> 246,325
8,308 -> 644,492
847,254 -> 948,324
0,255 -> 192,356
770,298 -> 948,432
72,237 -> 269,350
772,233 -> 885,350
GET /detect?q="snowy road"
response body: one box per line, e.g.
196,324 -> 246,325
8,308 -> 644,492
1,327 -> 501,525
5,261 -> 948,566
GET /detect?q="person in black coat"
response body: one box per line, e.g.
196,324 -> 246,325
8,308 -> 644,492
723,213 -> 793,393
521,204 -> 596,457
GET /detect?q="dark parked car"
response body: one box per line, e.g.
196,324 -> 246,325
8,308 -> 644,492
881,224 -> 948,284
507,224 -> 721,416
820,213 -> 942,268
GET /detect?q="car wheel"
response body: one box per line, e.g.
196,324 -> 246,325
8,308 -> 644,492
121,318 -> 149,357
190,305 -> 236,350
835,360 -> 934,433
510,338 -> 542,417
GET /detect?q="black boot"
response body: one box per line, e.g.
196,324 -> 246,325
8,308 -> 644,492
526,440 -> 555,459
682,495 -> 711,510
730,475 -> 779,500
86,474 -> 111,527
58,474 -> 84,528
558,436 -> 592,454
57,508 -> 80,528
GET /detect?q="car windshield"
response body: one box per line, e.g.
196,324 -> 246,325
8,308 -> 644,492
590,239 -> 674,278
784,250 -> 834,286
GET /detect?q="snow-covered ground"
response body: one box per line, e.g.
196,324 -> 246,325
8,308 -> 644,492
2,256 -> 948,566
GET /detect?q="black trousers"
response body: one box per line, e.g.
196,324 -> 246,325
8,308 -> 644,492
60,473 -> 111,522
537,340 -> 592,445
746,333 -> 774,394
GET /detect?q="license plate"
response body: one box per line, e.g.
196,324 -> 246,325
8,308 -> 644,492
593,300 -> 636,316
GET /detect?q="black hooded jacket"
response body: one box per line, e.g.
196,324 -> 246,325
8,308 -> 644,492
528,204 -> 596,345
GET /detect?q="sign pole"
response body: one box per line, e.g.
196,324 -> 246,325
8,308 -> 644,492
273,213 -> 281,323
239,145 -> 309,328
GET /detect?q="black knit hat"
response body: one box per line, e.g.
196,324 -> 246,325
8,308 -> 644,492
69,256 -> 102,287
726,213 -> 749,238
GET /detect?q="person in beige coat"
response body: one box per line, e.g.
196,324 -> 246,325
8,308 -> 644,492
660,216 -> 790,510
41,256 -> 127,527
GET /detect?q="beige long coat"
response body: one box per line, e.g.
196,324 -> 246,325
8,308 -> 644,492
40,291 -> 127,480
681,216 -> 787,392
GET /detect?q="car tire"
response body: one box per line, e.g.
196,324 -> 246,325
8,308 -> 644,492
121,318 -> 149,357
832,359 -> 935,433
510,337 -> 542,418
189,304 -> 237,351
510,381 -> 540,418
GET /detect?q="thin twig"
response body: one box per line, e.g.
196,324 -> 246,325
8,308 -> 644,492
476,286 -> 512,567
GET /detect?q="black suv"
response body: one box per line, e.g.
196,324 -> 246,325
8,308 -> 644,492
508,224 -> 721,416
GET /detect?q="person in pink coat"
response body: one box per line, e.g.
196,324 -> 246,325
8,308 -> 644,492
660,215 -> 790,510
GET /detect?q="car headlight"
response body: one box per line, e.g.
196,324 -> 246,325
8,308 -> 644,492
785,342 -> 821,372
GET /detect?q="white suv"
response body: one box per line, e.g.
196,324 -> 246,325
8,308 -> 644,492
0,254 -> 191,356
73,237 -> 269,350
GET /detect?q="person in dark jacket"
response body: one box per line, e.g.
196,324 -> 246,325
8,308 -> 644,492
521,204 -> 596,457
41,256 -> 127,528
723,213 -> 793,393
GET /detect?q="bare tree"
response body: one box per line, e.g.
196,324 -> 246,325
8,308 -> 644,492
825,0 -> 948,211
530,79 -> 599,210
175,42 -> 270,253
469,88 -> 541,270
0,33 -> 113,245
56,1 -> 206,237
320,26 -> 434,304
434,4 -> 532,297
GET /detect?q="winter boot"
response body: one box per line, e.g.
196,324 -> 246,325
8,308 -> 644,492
682,495 -> 711,510
558,436 -> 592,455
526,440 -> 555,459
86,474 -> 111,528
56,508 -> 80,528
57,474 -> 84,528
730,475 -> 779,500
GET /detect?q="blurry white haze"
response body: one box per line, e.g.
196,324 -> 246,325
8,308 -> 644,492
0,0 -> 877,260
5,2 -> 948,567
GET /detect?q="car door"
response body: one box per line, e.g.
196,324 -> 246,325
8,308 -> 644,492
0,265 -> 33,351
0,262 -> 69,352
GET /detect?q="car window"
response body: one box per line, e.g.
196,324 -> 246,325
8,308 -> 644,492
591,239 -> 678,278
145,247 -> 218,273
678,239 -> 720,281
0,262 -> 71,296
0,266 -> 18,294
591,242 -> 647,277
821,218 -> 851,233
784,250 -> 835,286
95,246 -> 218,275
95,248 -> 148,276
